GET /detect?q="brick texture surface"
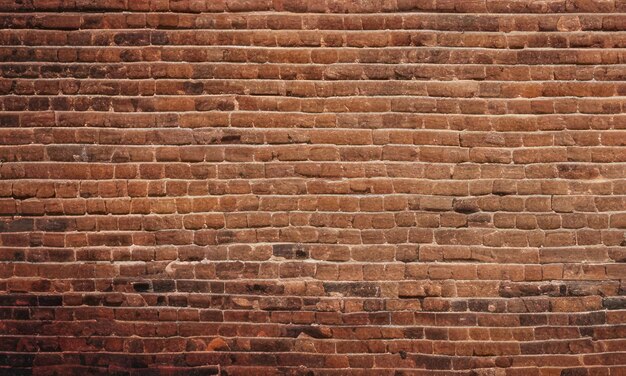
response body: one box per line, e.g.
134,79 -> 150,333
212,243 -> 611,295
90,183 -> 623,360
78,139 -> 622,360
1,0 -> 626,375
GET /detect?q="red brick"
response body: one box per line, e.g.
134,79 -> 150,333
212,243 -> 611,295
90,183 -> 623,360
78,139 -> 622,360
0,2 -> 623,373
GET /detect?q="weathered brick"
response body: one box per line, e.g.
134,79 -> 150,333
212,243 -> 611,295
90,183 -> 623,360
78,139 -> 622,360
0,1 -> 623,373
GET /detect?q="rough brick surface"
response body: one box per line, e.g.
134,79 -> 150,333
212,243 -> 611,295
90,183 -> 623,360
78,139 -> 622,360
1,0 -> 626,374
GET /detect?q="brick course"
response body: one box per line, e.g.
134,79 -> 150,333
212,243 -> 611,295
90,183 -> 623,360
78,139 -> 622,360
1,0 -> 625,374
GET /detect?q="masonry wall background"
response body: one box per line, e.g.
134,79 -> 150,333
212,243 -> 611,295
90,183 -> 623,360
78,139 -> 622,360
0,0 -> 625,375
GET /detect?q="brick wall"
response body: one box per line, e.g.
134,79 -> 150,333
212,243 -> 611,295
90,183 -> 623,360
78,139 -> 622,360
1,0 -> 625,374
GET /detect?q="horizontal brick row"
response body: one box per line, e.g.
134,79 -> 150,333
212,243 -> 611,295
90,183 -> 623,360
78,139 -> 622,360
2,227 -> 625,247
0,351 -> 621,373
4,112 -> 624,130
2,146 -> 626,168
1,243 -> 624,263
0,324 -> 624,344
0,312 -> 623,335
2,191 -> 626,211
4,50 -> 626,68
0,111 -> 626,137
2,177 -> 625,196
2,211 -> 625,231
3,144 -> 626,164
0,336 -> 623,358
6,79 -> 626,97
1,95 -> 625,114
2,13 -> 624,32
1,0 -> 623,13
0,290 -> 624,312
0,259 -> 624,282
4,30 -> 626,49
2,162 -> 625,181
3,127 -> 626,145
